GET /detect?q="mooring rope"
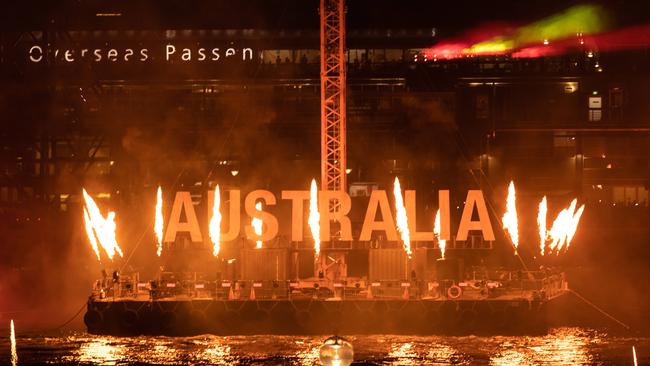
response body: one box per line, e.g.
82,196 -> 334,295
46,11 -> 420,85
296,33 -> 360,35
567,288 -> 631,330
43,301 -> 89,332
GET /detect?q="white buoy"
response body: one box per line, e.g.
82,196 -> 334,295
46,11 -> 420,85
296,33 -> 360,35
319,335 -> 353,366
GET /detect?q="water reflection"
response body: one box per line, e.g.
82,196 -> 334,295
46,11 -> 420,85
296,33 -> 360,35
12,327 -> 639,365
426,343 -> 465,365
489,341 -> 534,366
387,342 -> 417,365
490,328 -> 598,365
74,337 -> 125,365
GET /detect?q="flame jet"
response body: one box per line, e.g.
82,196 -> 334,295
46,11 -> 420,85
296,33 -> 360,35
502,181 -> 519,253
393,177 -> 412,258
308,179 -> 321,259
154,186 -> 163,256
548,199 -> 585,254
209,185 -> 222,257
434,209 -> 446,259
538,196 -> 548,255
82,189 -> 123,260
10,320 -> 17,366
252,202 -> 263,249
83,208 -> 101,261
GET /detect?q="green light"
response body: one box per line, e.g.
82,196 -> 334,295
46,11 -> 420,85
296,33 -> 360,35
468,4 -> 607,54
515,4 -> 606,45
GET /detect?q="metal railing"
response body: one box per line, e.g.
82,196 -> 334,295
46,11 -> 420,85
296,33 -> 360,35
90,271 -> 567,302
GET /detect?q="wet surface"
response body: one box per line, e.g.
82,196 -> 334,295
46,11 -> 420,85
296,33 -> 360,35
0,327 -> 647,365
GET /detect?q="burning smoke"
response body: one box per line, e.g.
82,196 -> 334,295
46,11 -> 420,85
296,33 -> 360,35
10,320 -> 17,366
209,185 -> 222,257
434,209 -> 446,259
393,177 -> 412,258
82,189 -> 123,261
154,186 -> 163,256
252,201 -> 263,249
502,181 -> 519,253
538,196 -> 548,256
308,179 -> 321,259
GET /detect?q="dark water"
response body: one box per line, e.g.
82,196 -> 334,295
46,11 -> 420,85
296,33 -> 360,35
1,328 -> 647,365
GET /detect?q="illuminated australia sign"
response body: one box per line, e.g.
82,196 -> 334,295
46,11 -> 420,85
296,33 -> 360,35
163,189 -> 495,244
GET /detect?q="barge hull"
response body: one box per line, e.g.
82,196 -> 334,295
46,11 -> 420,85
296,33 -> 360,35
85,298 -> 552,336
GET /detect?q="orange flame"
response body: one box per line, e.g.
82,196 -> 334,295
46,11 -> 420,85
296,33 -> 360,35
548,199 -> 585,254
633,346 -> 638,366
10,319 -> 17,366
434,209 -> 446,259
154,186 -> 163,256
83,207 -> 101,261
209,185 -> 222,256
252,201 -> 263,249
538,196 -> 548,255
308,179 -> 321,259
502,181 -> 519,252
393,177 -> 412,258
82,189 -> 123,260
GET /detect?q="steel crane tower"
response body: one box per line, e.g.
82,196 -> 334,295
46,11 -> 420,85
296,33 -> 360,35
320,0 -> 347,210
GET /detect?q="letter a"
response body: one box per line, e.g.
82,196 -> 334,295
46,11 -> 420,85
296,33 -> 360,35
164,191 -> 203,242
359,190 -> 398,241
456,190 -> 495,241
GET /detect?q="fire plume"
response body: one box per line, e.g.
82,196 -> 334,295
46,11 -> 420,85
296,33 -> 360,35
502,181 -> 519,252
10,319 -> 17,366
538,196 -> 548,255
547,199 -> 585,254
83,208 -> 101,261
252,201 -> 263,249
82,189 -> 123,260
308,179 -> 321,259
393,177 -> 412,258
209,185 -> 222,257
154,186 -> 163,256
434,209 -> 446,259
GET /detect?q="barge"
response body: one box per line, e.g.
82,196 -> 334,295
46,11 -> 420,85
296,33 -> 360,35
84,268 -> 568,335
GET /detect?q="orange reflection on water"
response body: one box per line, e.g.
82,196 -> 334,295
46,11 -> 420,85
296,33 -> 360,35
531,328 -> 595,365
426,343 -> 464,364
295,344 -> 320,365
388,342 -> 418,365
75,337 -> 125,365
490,328 -> 597,365
489,341 -> 535,366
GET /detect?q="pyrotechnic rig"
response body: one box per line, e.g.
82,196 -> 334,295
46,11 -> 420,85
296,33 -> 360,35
82,0 -> 586,335
82,179 -> 583,335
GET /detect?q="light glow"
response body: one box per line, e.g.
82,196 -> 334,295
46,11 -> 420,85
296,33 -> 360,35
502,181 -> 519,252
154,186 -> 163,256
434,209 -> 446,259
252,201 -> 263,249
547,199 -> 585,254
538,196 -> 548,255
82,189 -> 123,261
393,177 -> 412,258
209,185 -> 222,256
10,320 -> 17,366
308,179 -> 321,259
